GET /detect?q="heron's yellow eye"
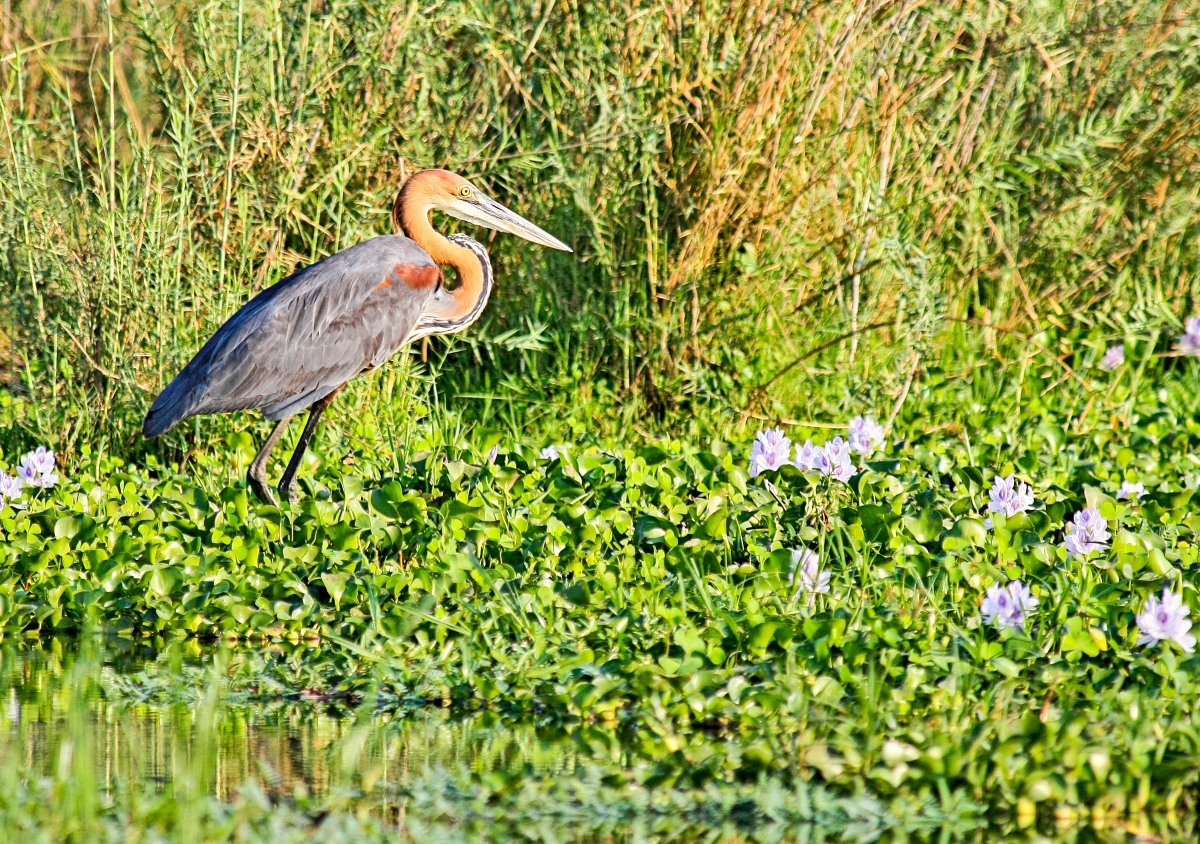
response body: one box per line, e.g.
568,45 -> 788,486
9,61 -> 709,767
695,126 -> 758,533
458,185 -> 473,198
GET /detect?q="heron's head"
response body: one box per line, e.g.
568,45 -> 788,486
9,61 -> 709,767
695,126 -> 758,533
395,169 -> 571,252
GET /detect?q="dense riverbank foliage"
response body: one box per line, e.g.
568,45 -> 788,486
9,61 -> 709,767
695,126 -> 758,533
3,0 -> 1200,839
2,0 -> 1200,459
4,347 -> 1200,831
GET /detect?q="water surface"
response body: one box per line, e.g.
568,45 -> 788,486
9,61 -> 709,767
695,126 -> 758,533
0,641 -> 1145,843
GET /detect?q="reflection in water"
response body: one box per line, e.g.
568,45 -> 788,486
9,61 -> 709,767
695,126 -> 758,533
2,642 -> 588,804
0,642 -> 1132,843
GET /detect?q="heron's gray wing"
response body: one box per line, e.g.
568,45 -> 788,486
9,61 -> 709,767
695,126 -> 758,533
144,235 -> 440,435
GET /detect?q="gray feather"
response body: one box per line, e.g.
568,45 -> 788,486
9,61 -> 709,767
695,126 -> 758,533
144,235 -> 437,437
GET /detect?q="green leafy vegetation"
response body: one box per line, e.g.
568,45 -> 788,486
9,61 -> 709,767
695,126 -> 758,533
5,344 -> 1200,839
3,0 -> 1200,839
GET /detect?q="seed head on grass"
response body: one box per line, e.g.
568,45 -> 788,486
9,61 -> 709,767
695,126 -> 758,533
981,580 -> 1038,630
1100,345 -> 1124,370
1177,317 -> 1200,358
1136,589 -> 1195,653
1064,506 -> 1110,558
749,428 -> 792,478
847,416 -> 884,456
1117,480 -> 1145,501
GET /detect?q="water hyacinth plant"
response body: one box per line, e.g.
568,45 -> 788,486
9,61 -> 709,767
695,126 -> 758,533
1177,316 -> 1200,357
814,436 -> 855,482
980,580 -> 1038,630
0,447 -> 58,508
984,475 -> 1034,528
1064,506 -> 1111,558
1136,589 -> 1196,653
1100,344 -> 1124,370
540,445 -> 561,461
748,428 -> 792,478
847,416 -> 884,456
5,359 -> 1200,821
17,446 -> 58,489
749,421 -> 875,483
1117,480 -> 1146,501
788,548 -> 830,606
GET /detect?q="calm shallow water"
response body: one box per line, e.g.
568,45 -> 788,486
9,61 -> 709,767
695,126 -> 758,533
2,640 -> 592,799
0,641 -> 1158,843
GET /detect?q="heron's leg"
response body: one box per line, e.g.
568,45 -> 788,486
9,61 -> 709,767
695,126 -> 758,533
247,417 -> 292,506
278,388 -> 343,505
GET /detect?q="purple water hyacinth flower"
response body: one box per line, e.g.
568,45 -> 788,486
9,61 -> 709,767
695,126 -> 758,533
17,446 -> 57,489
1100,344 -> 1124,370
748,427 -> 792,478
794,439 -> 821,471
486,445 -> 499,465
540,445 -> 560,461
824,435 -> 852,463
1064,506 -> 1111,558
27,468 -> 58,489
1136,589 -> 1196,653
22,446 -> 54,476
787,547 -> 817,582
1117,480 -> 1146,501
1005,581 -> 1038,628
985,475 -> 1034,529
981,580 -> 1038,630
828,457 -> 856,483
980,583 -> 1012,625
1178,316 -> 1200,358
0,471 -> 22,505
789,548 -> 830,606
789,548 -> 830,592
847,416 -> 885,456
815,436 -> 855,482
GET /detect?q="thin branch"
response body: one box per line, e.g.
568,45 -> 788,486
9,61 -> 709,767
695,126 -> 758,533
884,351 -> 920,435
745,321 -> 892,420
702,258 -> 885,339
794,258 -> 884,317
741,413 -> 846,428
945,317 -> 1090,388
60,324 -> 125,384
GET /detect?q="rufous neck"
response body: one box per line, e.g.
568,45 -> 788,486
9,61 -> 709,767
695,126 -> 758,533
392,175 -> 486,323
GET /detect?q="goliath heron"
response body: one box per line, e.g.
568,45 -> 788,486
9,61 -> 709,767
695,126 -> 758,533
143,169 -> 570,505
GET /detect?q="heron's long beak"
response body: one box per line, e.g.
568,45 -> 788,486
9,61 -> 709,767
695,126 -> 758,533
445,194 -> 572,252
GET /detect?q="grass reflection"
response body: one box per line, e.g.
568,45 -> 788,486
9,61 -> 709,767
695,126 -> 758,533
0,639 -> 1171,843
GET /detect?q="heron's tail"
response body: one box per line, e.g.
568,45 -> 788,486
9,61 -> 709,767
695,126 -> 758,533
142,373 -> 204,438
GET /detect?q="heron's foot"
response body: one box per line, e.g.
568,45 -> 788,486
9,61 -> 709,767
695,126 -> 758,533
247,467 -> 278,506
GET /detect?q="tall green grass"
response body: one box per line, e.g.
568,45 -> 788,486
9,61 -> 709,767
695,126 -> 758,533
1,0 -> 1198,463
